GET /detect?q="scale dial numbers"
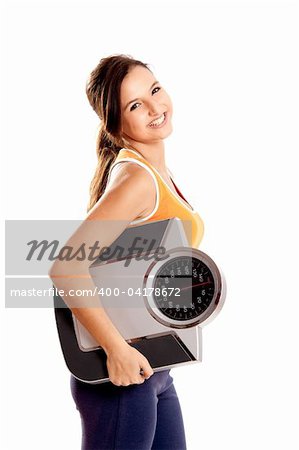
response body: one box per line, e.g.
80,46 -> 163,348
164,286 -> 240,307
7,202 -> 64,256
153,256 -> 215,322
143,247 -> 224,329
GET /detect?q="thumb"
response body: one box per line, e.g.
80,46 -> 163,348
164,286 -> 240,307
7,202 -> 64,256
139,360 -> 154,379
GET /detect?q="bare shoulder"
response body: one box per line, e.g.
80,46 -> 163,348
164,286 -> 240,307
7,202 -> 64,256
87,161 -> 156,222
107,160 -> 156,191
106,160 -> 156,208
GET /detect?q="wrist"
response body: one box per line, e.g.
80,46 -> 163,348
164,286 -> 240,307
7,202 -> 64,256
103,337 -> 129,356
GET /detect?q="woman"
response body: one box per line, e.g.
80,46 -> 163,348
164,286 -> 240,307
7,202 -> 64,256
49,54 -> 204,450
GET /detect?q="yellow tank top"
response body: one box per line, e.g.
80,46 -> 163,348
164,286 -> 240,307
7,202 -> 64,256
107,148 -> 205,248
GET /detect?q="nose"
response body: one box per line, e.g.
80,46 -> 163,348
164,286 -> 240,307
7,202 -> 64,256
147,99 -> 162,116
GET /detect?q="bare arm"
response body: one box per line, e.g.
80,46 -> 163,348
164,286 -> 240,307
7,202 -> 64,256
48,163 -> 157,385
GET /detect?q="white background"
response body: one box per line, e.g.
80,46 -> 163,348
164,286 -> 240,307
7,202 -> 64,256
1,0 -> 299,449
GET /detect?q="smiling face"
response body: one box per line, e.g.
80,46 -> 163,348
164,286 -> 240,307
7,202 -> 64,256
120,65 -> 173,147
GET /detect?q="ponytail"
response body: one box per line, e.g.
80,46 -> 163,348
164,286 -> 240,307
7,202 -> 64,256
86,125 -> 122,213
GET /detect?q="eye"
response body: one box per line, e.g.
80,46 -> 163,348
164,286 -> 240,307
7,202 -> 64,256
152,86 -> 161,95
130,102 -> 140,111
130,86 -> 162,111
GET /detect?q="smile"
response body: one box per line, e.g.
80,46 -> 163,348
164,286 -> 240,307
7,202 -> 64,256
148,112 -> 167,128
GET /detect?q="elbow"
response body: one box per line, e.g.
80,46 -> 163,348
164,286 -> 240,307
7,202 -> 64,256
48,260 -> 90,280
48,260 -> 62,280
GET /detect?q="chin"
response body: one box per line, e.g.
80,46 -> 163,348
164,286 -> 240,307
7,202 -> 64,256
163,127 -> 173,139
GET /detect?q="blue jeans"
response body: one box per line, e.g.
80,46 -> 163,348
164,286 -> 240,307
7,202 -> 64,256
70,369 -> 187,450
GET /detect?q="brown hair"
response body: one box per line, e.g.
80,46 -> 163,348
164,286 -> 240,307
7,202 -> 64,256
85,54 -> 152,213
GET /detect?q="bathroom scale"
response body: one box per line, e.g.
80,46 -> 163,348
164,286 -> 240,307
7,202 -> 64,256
54,217 -> 226,384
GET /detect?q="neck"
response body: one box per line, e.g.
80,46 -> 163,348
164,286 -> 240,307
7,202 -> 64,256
122,139 -> 167,173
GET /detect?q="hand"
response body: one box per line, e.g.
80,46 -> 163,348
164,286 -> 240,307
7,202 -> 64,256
106,341 -> 154,386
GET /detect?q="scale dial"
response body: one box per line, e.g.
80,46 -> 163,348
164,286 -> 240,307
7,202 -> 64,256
143,247 -> 225,329
153,256 -> 214,321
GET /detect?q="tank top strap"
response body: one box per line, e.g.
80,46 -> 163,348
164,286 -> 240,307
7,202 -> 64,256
107,148 -> 163,225
113,149 -> 195,213
111,148 -> 173,211
110,148 -> 150,172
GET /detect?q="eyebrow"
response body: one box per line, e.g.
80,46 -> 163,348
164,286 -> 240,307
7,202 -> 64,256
124,81 -> 159,110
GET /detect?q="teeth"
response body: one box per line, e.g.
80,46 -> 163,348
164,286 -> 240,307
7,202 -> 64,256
149,113 -> 165,127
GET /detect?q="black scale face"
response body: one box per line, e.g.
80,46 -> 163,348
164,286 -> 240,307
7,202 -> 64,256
153,256 -> 215,321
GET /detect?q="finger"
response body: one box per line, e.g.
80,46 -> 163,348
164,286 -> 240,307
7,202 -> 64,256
140,364 -> 154,378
